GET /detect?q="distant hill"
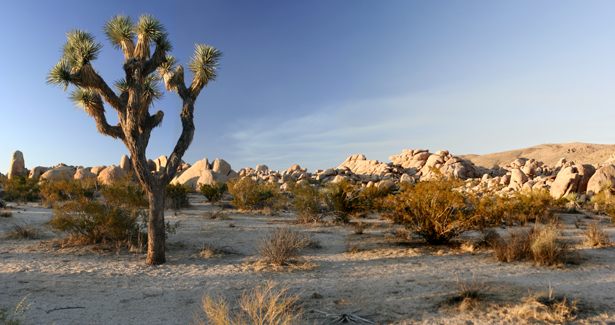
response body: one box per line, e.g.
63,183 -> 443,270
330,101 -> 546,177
459,142 -> 615,168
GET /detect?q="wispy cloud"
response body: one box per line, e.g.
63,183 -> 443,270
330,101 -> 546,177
226,77 -> 615,171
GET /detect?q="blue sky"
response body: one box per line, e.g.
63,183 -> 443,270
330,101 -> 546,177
1,1 -> 615,174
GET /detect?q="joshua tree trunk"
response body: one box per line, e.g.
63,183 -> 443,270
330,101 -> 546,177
146,183 -> 166,265
47,14 -> 221,265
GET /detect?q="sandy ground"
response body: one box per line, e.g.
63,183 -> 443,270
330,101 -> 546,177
460,142 -> 615,168
1,194 -> 615,325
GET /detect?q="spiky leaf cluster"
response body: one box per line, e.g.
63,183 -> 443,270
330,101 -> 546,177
61,29 -> 103,70
135,14 -> 164,40
189,44 -> 222,87
46,60 -> 73,91
69,88 -> 102,116
103,14 -> 135,50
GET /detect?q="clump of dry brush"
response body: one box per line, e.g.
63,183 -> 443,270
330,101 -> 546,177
491,225 -> 575,266
197,282 -> 302,325
257,228 -> 310,266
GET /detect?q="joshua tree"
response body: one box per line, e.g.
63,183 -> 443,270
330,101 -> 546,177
47,14 -> 221,265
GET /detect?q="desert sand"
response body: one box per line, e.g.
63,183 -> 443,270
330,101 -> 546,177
1,193 -> 615,325
461,142 -> 615,168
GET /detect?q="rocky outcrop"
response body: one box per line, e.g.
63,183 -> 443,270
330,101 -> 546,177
196,170 -> 230,187
576,164 -> 596,194
91,166 -> 107,175
97,166 -> 126,185
212,158 -> 232,176
550,166 -> 581,198
120,155 -> 131,173
28,166 -> 49,179
8,151 -> 25,179
587,164 -> 615,195
74,168 -> 97,180
171,158 -> 211,189
40,166 -> 76,181
154,155 -> 167,172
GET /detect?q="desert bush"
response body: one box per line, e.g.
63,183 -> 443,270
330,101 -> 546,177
384,175 -> 472,244
590,191 -> 615,222
3,222 -> 41,240
99,173 -> 148,209
48,197 -> 146,244
467,191 -> 512,231
228,177 -> 282,211
583,221 -> 611,247
323,180 -> 360,222
492,225 -> 571,266
0,295 -> 30,325
289,182 -> 324,223
39,178 -> 96,207
257,228 -> 310,265
199,182 -> 228,204
492,229 -> 532,263
165,183 -> 191,212
0,175 -> 40,203
0,209 -> 12,218
509,189 -> 554,224
355,185 -> 392,213
197,282 -> 302,325
530,227 -> 569,265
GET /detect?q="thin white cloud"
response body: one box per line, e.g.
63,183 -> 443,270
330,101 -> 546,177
226,77 -> 615,171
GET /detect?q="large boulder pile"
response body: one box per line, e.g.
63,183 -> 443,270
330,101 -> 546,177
7,148 -> 615,201
171,158 -> 238,189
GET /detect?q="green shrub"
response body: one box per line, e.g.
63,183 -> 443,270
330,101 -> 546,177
467,191 -> 512,231
355,185 -> 392,213
228,177 -> 281,211
384,175 -> 471,245
590,191 -> 615,222
509,189 -> 554,224
49,197 -> 146,244
199,182 -> 228,203
39,178 -> 96,207
165,183 -> 191,212
99,173 -> 148,209
289,182 -> 324,223
0,175 -> 39,202
324,180 -> 360,222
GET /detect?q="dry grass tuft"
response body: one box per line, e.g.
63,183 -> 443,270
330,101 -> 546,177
198,243 -> 237,258
260,206 -> 277,216
492,225 -> 574,266
507,285 -> 578,323
201,210 -> 231,220
257,228 -> 310,266
444,278 -> 488,312
345,244 -> 362,254
196,282 -> 302,325
4,222 -> 42,240
0,209 -> 13,218
583,221 -> 611,247
460,242 -> 477,254
386,228 -> 413,242
353,225 -> 365,235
